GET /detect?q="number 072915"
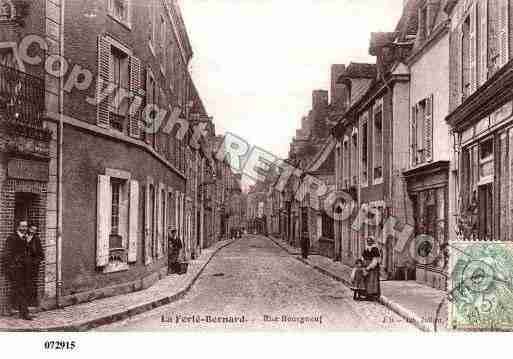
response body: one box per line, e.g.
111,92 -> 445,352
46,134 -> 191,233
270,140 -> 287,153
43,341 -> 76,350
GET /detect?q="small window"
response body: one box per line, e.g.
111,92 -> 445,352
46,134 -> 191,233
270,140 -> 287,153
108,0 -> 130,25
462,15 -> 471,99
479,138 -> 494,180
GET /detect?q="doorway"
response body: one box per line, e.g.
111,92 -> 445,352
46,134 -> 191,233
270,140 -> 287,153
14,192 -> 37,231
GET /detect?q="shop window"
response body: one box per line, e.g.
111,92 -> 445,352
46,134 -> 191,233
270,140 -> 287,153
479,137 -> 494,180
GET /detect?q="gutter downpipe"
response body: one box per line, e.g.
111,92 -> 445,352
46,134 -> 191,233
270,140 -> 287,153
55,0 -> 65,308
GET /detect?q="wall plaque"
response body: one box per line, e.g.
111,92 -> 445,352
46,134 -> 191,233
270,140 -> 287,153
7,158 -> 49,181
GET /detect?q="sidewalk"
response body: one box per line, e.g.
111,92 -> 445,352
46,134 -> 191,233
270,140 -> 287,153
0,238 -> 236,331
268,236 -> 448,332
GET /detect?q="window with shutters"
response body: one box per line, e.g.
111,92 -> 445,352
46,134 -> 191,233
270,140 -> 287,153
411,96 -> 433,166
108,0 -> 131,27
373,100 -> 383,184
97,171 -> 138,272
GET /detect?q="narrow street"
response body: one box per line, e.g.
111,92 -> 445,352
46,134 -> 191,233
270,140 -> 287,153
99,235 -> 416,331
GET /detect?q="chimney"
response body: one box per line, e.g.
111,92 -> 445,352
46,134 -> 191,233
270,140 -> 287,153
330,64 -> 347,107
312,90 -> 329,109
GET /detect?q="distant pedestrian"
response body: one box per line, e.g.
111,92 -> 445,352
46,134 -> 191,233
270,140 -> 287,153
3,221 -> 43,320
362,236 -> 381,301
167,226 -> 182,274
300,234 -> 309,259
350,259 -> 367,300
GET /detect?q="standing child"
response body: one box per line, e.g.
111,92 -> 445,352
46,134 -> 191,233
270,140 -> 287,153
350,259 -> 367,300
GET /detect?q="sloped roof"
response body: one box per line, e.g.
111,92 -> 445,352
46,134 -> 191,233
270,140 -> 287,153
337,62 -> 377,83
394,0 -> 421,40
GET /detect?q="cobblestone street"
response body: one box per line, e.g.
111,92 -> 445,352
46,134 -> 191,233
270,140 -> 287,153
99,236 -> 416,331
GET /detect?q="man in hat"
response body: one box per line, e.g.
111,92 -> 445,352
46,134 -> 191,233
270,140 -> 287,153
167,225 -> 182,274
3,221 -> 43,320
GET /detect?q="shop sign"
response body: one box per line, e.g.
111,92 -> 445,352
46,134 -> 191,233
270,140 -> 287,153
7,158 -> 49,181
490,101 -> 513,127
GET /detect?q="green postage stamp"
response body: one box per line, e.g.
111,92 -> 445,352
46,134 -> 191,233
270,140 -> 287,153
450,242 -> 513,331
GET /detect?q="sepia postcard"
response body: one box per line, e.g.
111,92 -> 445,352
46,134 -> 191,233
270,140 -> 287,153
1,1 -> 513,353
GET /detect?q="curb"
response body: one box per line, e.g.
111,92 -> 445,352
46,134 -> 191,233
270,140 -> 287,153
267,236 -> 432,332
1,239 -> 238,332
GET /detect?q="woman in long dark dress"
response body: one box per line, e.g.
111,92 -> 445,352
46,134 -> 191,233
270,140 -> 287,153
362,236 -> 381,301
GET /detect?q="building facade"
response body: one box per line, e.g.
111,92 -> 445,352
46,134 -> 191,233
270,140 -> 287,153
0,0 -> 216,314
447,0 -> 513,244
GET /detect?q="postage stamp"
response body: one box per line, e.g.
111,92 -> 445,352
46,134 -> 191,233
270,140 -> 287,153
449,243 -> 513,331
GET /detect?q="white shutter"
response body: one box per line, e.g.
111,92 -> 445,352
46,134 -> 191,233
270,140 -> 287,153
97,175 -> 111,267
424,95 -> 434,162
470,3 -> 478,94
480,0 -> 488,85
128,180 -> 139,263
500,0 -> 510,67
129,55 -> 142,138
97,36 -> 111,128
144,178 -> 153,265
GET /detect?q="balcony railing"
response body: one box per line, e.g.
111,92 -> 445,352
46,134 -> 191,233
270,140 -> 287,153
0,64 -> 44,128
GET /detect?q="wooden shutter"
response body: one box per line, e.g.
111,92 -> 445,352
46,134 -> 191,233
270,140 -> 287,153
128,180 -> 139,263
157,182 -> 165,258
97,175 -> 111,267
458,26 -> 464,105
480,0 -> 488,85
424,95 -> 433,162
97,36 -> 111,128
499,133 -> 509,241
470,3 -> 478,94
144,178 -> 153,265
500,0 -> 510,66
129,56 -> 142,138
410,105 -> 417,167
145,69 -> 153,145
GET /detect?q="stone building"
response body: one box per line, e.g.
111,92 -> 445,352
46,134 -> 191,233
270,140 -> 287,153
0,0 -> 56,314
0,0 -> 213,314
333,3 -> 417,279
403,0 -> 453,290
446,0 -> 513,243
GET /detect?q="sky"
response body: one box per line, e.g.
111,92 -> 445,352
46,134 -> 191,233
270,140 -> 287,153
178,0 -> 404,160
